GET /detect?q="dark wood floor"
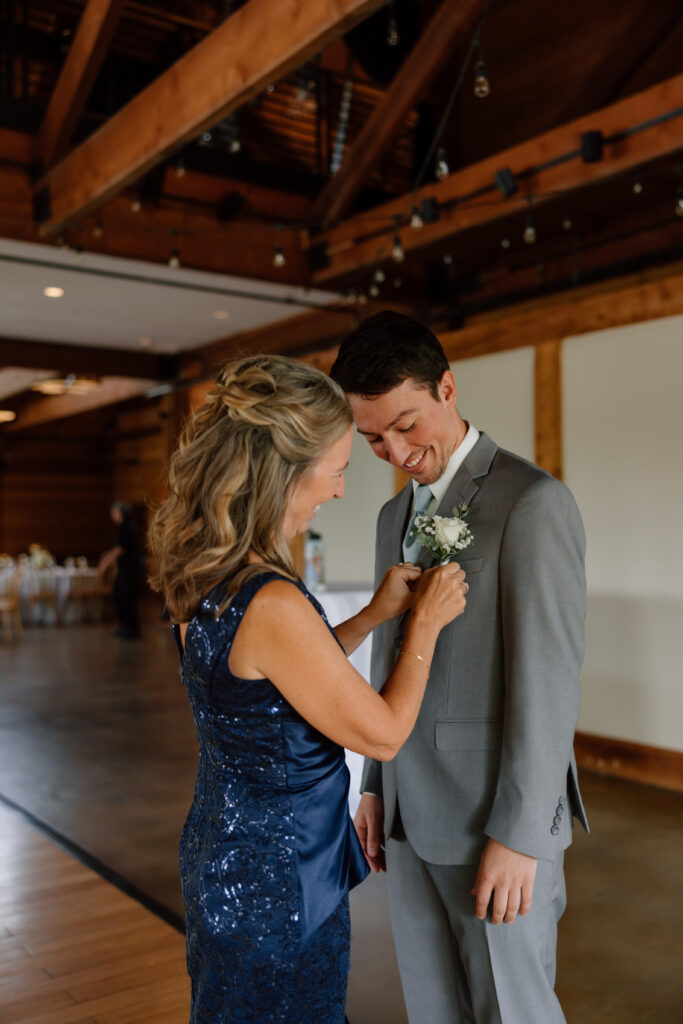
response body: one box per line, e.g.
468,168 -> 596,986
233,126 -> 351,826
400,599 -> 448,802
1,613 -> 681,1022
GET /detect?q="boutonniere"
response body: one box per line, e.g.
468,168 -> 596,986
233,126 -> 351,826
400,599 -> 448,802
413,502 -> 473,564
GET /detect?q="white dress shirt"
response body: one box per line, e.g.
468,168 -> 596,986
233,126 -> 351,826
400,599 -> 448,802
411,423 -> 480,514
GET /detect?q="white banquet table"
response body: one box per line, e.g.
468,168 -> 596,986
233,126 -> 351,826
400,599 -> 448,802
315,586 -> 373,817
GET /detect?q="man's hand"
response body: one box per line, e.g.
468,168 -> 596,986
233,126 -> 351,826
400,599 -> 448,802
472,838 -> 537,924
354,793 -> 386,873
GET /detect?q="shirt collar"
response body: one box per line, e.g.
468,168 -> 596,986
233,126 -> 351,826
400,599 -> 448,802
412,423 -> 480,507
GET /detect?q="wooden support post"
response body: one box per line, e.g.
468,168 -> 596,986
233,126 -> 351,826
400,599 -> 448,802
534,340 -> 563,480
394,466 -> 411,495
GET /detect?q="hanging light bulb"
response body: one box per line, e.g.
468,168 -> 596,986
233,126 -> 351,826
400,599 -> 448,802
369,283 -> 380,297
168,249 -> 180,268
443,253 -> 453,265
229,137 -> 241,154
435,147 -> 449,182
357,292 -> 368,305
501,237 -> 511,250
410,205 -> 423,229
474,60 -> 490,98
373,267 -> 386,283
523,217 -> 536,245
131,194 -> 142,212
272,245 -> 286,267
392,233 -> 405,262
562,216 -> 573,231
92,221 -> 103,238
676,187 -> 683,218
632,180 -> 643,195
175,157 -> 186,178
386,15 -> 399,46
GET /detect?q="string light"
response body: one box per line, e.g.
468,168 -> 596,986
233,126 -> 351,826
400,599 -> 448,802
501,237 -> 511,250
435,147 -> 450,181
410,205 -> 423,229
369,283 -> 380,297
272,245 -> 286,267
373,268 -> 386,283
229,136 -> 241,154
131,194 -> 142,212
632,180 -> 643,194
562,217 -> 573,231
523,216 -> 536,245
391,233 -> 405,263
443,253 -> 453,265
168,249 -> 180,268
92,222 -> 103,238
175,157 -> 186,178
676,187 -> 683,218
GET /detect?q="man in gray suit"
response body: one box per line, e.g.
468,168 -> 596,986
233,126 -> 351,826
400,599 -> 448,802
331,312 -> 588,1024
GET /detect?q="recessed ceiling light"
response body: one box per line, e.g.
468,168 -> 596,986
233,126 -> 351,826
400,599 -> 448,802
0,410 -> 16,423
213,310 -> 230,319
139,336 -> 153,348
43,286 -> 64,298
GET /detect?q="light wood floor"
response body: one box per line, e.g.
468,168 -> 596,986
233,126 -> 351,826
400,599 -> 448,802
0,803 -> 189,1024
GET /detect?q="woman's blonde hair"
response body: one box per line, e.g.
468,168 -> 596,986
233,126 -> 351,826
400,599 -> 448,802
148,354 -> 352,621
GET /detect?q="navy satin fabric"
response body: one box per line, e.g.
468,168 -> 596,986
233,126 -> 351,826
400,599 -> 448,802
173,571 -> 368,1022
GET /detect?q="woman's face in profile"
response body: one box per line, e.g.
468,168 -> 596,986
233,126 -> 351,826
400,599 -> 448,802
282,427 -> 353,539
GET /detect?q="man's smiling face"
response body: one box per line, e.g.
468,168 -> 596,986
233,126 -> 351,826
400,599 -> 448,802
348,372 -> 461,485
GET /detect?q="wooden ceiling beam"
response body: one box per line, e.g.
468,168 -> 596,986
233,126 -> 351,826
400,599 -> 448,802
310,0 -> 486,229
293,261 -> 683,373
35,0 -> 387,239
4,377 -> 153,432
311,72 -> 683,283
0,337 -> 176,380
38,0 -> 127,170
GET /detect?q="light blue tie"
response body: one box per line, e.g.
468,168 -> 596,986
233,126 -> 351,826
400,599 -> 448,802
402,484 -> 433,562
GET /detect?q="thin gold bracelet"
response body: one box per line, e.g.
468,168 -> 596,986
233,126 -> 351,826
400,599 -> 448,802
399,647 -> 430,669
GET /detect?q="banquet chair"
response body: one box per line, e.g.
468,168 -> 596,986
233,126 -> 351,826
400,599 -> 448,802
0,569 -> 22,641
25,568 -> 61,625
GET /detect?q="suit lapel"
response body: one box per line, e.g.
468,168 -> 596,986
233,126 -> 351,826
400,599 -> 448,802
415,432 -> 498,570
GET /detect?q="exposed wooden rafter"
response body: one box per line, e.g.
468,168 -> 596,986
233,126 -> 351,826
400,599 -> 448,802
311,73 -> 683,283
34,0 -> 387,239
0,337 -> 176,380
296,261 -> 683,371
38,0 -> 127,170
310,0 -> 486,229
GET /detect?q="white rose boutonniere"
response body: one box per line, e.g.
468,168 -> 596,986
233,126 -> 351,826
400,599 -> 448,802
413,502 -> 473,564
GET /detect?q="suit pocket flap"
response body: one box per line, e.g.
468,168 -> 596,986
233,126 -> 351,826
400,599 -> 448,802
435,719 -> 502,751
455,557 -> 482,573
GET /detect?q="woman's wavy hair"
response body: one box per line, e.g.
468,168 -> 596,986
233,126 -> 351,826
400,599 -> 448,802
148,354 -> 352,621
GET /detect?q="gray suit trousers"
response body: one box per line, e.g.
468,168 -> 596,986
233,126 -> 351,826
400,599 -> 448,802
386,833 -> 567,1024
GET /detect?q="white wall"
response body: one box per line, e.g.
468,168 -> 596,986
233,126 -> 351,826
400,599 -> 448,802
314,428 -> 393,585
564,315 -> 683,751
450,347 -> 535,462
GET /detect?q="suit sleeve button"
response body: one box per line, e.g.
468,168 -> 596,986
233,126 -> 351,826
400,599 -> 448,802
551,825 -> 560,836
553,815 -> 561,826
559,796 -> 567,807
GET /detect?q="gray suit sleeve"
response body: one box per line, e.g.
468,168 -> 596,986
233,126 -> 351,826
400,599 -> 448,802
484,474 -> 586,860
360,510 -> 386,797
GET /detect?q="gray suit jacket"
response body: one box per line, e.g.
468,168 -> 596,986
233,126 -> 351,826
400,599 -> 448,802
361,432 -> 589,864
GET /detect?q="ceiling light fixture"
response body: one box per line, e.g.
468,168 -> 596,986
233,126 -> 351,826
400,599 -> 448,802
43,286 -> 64,298
272,245 -> 286,267
31,375 -> 99,396
213,310 -> 230,320
0,410 -> 16,423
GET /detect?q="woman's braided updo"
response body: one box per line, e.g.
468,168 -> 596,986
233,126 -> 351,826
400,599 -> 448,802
148,354 -> 352,620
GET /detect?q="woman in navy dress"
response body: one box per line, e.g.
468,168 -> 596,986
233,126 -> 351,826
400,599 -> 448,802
149,355 -> 467,1023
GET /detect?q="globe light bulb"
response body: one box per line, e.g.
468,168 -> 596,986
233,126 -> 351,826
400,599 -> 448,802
386,16 -> 399,46
272,245 -> 286,267
474,61 -> 490,99
410,205 -> 423,229
392,234 -> 405,262
523,219 -> 536,245
435,147 -> 449,182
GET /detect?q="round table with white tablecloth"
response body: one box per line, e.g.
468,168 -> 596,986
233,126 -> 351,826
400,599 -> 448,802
315,586 -> 373,818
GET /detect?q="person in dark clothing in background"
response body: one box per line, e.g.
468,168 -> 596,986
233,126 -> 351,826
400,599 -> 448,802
99,501 -> 142,638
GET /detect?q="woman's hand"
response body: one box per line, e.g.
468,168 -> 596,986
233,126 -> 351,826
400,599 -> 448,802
368,563 -> 423,624
412,562 -> 468,630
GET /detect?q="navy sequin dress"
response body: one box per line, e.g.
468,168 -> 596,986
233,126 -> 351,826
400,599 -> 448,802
173,572 -> 369,1024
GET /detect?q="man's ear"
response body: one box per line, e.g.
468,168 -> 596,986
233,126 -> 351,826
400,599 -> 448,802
439,370 -> 457,406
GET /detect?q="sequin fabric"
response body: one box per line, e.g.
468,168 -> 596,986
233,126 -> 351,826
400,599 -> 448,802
174,572 -> 368,1024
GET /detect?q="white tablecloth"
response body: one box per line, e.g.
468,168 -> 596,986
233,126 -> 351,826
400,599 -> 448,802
316,587 -> 373,817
